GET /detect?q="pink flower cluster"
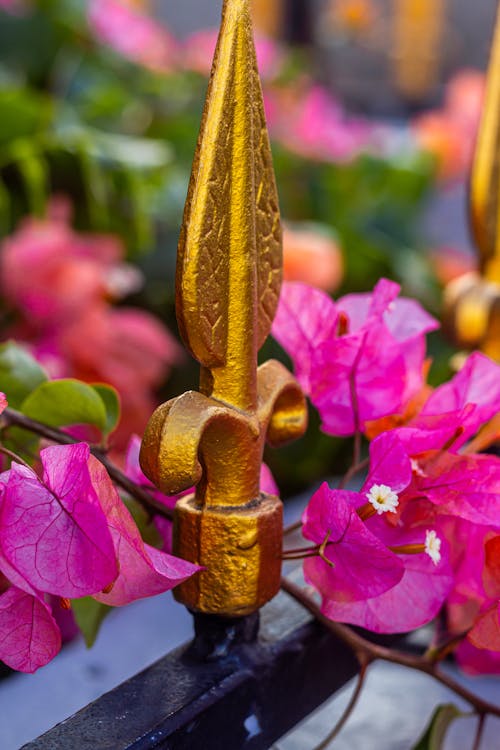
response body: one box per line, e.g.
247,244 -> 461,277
265,84 -> 377,163
87,0 -> 179,73
0,201 -> 182,449
0,395 -> 198,674
274,280 -> 500,672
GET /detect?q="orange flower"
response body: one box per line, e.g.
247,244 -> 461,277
282,225 -> 343,292
328,0 -> 377,35
413,70 -> 485,182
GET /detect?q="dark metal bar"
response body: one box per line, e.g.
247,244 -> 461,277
22,589 -> 359,750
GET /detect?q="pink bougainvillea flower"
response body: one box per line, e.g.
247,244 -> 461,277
323,523 -> 453,633
182,28 -> 284,80
0,0 -> 27,15
0,586 -> 61,673
88,456 -> 199,607
1,204 -> 138,328
0,444 -> 118,598
273,279 -> 438,436
87,0 -> 178,73
301,431 -> 453,630
267,84 -> 375,163
0,393 -> 6,414
417,352 -> 500,447
302,482 -> 405,604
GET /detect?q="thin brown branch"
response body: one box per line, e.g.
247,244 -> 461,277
284,519 -> 303,536
0,444 -> 31,470
338,456 -> 369,490
312,662 -> 370,750
2,407 -> 173,521
280,577 -> 500,719
472,714 -> 486,750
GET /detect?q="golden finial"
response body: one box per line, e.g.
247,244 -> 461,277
444,6 -> 500,361
392,0 -> 446,100
140,0 -> 307,616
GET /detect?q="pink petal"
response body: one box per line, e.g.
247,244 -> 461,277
381,297 -> 439,342
271,282 -> 339,393
456,637 -> 500,675
0,586 -> 61,673
322,549 -> 453,633
0,444 -> 117,598
88,457 -> 199,606
362,431 -> 412,494
397,406 -> 476,454
468,603 -> 500,652
302,484 -> 404,602
0,393 -> 6,414
260,463 -> 279,496
311,327 -> 406,435
421,352 -> 500,441
322,519 -> 454,633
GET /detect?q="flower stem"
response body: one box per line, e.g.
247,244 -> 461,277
312,662 -> 369,750
280,577 -> 500,719
472,714 -> 486,750
1,407 -> 173,521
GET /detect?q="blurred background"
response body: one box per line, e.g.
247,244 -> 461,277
0,2 -> 499,747
0,0 -> 495,493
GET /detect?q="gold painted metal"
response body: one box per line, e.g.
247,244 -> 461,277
140,0 -> 307,616
444,6 -> 500,360
392,0 -> 446,100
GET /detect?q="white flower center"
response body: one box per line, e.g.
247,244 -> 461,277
425,530 -> 442,566
366,484 -> 399,515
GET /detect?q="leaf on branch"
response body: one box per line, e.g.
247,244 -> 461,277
72,597 -> 112,648
411,704 -> 465,750
20,379 -> 108,433
91,383 -> 121,438
0,341 -> 48,409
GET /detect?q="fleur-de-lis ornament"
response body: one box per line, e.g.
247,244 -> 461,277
140,0 -> 307,616
444,5 -> 500,361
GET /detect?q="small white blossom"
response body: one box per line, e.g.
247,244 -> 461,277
366,484 -> 399,515
425,530 -> 442,566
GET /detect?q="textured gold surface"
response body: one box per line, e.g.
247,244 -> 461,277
469,5 -> 500,282
444,6 -> 500,357
140,0 -> 307,616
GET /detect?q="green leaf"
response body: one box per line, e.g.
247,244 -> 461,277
72,597 -> 113,648
0,341 -> 48,409
9,140 -> 48,216
21,379 -> 108,432
412,704 -> 465,750
91,383 -> 121,437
